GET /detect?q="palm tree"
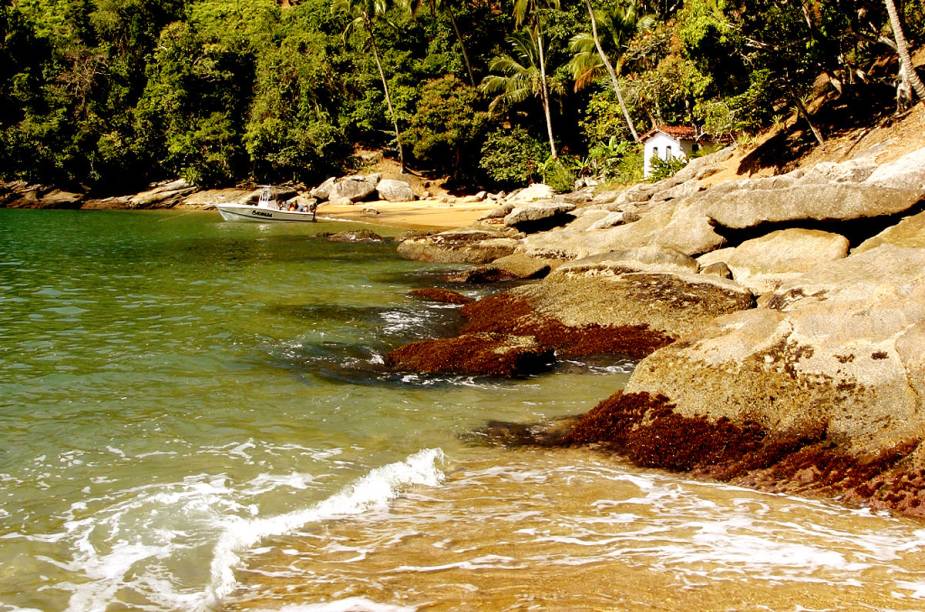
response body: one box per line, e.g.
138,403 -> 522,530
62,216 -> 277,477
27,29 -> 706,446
569,0 -> 650,142
410,0 -> 475,85
332,0 -> 407,171
482,29 -> 562,159
884,0 -> 925,105
512,0 -> 560,158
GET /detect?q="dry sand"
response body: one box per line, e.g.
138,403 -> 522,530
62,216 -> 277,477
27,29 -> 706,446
316,198 -> 496,230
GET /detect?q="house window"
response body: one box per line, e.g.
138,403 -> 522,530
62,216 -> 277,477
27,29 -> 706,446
665,145 -> 673,159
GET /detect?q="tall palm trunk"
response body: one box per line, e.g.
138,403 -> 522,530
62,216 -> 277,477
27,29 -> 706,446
447,8 -> 476,86
366,17 -> 406,171
535,24 -> 557,158
585,0 -> 638,142
884,0 -> 925,103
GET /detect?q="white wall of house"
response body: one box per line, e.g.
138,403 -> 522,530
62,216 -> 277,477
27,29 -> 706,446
643,132 -> 695,178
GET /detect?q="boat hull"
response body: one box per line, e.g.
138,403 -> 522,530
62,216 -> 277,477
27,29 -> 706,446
216,204 -> 315,223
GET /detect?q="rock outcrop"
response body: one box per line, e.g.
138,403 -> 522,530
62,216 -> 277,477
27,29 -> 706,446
0,182 -> 85,209
696,229 -> 850,293
127,179 -> 197,208
524,146 -> 925,261
396,229 -> 519,264
600,243 -> 925,515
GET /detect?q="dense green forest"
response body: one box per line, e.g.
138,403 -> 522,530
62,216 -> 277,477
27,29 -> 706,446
1,0 -> 922,193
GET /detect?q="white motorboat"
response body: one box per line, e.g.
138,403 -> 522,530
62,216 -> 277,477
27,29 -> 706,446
216,187 -> 316,222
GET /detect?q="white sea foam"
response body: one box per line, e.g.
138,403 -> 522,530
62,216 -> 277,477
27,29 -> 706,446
27,449 -> 444,611
205,448 -> 446,607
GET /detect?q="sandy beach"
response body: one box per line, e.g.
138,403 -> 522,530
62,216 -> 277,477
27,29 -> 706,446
316,198 -> 496,230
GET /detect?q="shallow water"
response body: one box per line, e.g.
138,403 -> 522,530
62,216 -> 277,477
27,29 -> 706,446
1,209 -> 924,611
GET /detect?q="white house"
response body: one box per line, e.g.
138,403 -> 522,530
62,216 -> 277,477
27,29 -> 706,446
642,126 -> 698,178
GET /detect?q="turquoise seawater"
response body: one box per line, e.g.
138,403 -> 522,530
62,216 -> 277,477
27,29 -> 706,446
3,209 -> 925,611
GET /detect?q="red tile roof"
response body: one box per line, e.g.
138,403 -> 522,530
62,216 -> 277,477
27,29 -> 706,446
641,125 -> 699,141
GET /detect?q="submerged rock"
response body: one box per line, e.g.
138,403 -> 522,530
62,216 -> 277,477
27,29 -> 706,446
409,287 -> 473,305
322,229 -> 385,243
386,332 -> 554,377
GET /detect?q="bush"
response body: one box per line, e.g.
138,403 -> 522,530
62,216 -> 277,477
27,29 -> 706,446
540,156 -> 578,193
649,154 -> 687,182
579,89 -> 636,145
583,138 -> 643,185
479,126 -> 547,188
405,76 -> 487,182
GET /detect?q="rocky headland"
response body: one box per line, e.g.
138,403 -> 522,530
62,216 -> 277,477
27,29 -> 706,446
392,144 -> 925,519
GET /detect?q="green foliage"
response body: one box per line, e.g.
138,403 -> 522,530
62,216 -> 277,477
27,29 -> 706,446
584,137 -> 642,184
405,75 -> 488,180
243,18 -> 350,184
479,126 -> 546,187
694,99 -> 735,139
0,0 -> 916,192
648,153 -> 686,182
579,88 -> 636,143
540,155 -> 577,192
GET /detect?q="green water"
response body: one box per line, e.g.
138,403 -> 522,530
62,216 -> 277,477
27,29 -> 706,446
4,209 -> 925,611
0,210 -> 632,609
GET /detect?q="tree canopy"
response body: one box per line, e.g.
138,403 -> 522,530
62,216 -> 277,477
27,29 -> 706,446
0,0 -> 922,192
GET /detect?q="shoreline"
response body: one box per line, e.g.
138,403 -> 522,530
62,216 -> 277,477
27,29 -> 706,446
0,182 -> 497,232
315,198 -> 496,230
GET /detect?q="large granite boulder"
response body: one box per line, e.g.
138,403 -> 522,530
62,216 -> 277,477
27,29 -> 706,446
697,229 -> 850,293
864,147 -> 925,191
620,244 -> 925,514
376,179 -> 415,202
507,183 -> 555,204
688,183 -> 923,229
396,229 -> 519,264
328,174 -> 380,202
310,177 -> 337,200
855,210 -> 925,252
503,200 -> 576,231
